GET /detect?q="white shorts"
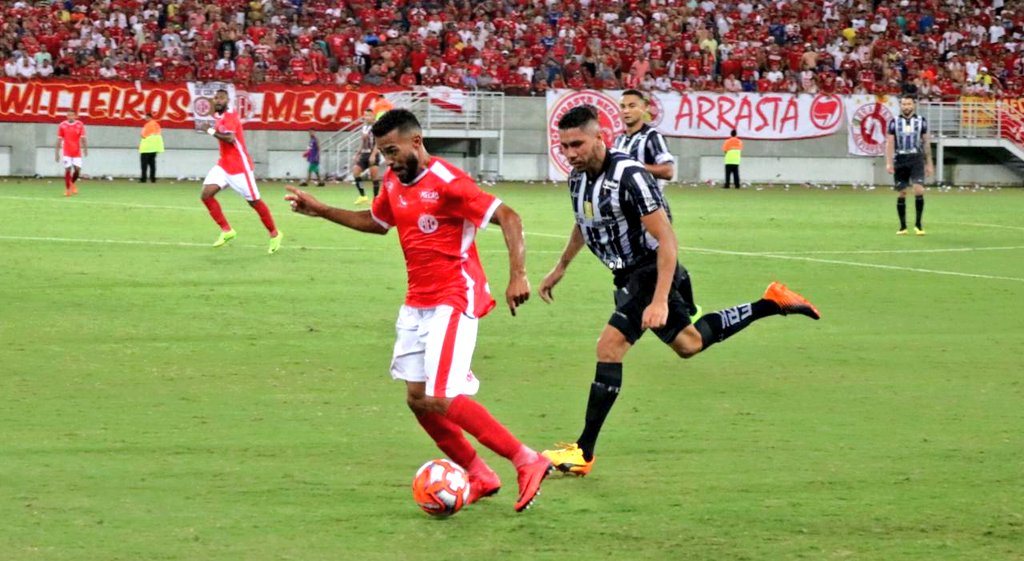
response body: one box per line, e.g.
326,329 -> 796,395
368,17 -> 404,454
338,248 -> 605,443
61,156 -> 83,169
203,165 -> 261,202
390,305 -> 481,398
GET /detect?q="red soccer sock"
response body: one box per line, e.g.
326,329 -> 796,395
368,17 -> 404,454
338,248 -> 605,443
64,170 -> 72,191
251,199 -> 278,236
202,197 -> 232,232
415,411 -> 478,469
445,395 -> 535,467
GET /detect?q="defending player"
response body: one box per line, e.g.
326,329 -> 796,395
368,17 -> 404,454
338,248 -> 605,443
200,89 -> 284,254
351,108 -> 383,204
540,106 -> 821,476
285,109 -> 553,512
55,109 -> 87,197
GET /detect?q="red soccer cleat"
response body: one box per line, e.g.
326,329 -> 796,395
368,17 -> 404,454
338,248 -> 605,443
513,454 -> 554,512
467,468 -> 501,505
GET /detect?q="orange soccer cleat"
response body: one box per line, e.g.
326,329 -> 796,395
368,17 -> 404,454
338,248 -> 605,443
763,281 -> 821,320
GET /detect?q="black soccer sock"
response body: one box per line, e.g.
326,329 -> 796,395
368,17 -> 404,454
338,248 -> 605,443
897,198 -> 907,229
354,178 -> 365,196
373,180 -> 380,197
914,195 -> 924,229
576,362 -> 622,462
693,299 -> 779,351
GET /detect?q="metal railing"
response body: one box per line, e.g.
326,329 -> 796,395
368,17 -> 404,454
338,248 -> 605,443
920,101 -> 1024,148
320,90 -> 505,180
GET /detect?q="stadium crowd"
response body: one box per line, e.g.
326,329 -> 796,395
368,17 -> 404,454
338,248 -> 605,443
2,0 -> 1023,98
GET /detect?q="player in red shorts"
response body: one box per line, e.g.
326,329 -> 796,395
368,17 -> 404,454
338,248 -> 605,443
284,109 -> 553,513
200,89 -> 283,254
55,109 -> 87,197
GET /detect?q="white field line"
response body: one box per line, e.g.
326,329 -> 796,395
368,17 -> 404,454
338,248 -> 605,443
3,234 -> 1021,282
0,195 -> 221,213
0,234 -> 565,254
681,246 -> 1024,283
2,196 -> 1022,281
948,221 -> 1024,232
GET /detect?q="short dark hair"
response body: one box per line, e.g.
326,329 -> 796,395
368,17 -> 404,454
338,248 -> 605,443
557,105 -> 599,130
730,129 -> 737,137
372,108 -> 421,137
621,89 -> 647,102
216,88 -> 229,95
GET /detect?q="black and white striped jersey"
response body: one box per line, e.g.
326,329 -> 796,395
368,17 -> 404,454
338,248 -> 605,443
612,124 -> 675,187
887,114 -> 928,156
359,124 -> 376,153
568,150 -> 670,272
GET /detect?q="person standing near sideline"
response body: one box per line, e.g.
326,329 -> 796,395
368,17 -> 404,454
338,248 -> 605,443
55,109 -> 87,197
300,129 -> 325,187
722,129 -> 743,189
885,94 -> 932,236
139,112 -> 164,184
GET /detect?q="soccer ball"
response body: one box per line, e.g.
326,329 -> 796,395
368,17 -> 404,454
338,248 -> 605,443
412,459 -> 471,517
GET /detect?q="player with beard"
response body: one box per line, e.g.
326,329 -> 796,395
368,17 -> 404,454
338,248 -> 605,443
885,94 -> 933,236
284,109 -> 554,512
200,89 -> 284,254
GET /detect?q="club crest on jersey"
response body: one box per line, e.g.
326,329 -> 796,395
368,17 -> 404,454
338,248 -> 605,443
418,214 -> 439,234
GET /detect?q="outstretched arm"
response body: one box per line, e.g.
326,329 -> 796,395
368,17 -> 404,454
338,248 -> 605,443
539,224 -> 585,303
285,186 -> 387,234
489,203 -> 530,316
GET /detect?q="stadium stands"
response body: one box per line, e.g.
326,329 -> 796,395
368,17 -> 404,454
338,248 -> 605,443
1,0 -> 1021,98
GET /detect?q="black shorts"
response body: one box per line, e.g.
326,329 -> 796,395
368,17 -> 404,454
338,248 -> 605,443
355,152 -> 382,170
893,155 -> 925,190
608,260 -> 695,345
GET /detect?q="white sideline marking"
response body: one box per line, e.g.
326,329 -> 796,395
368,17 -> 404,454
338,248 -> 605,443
0,195 -> 217,213
685,246 -> 1024,283
949,221 -> 1024,232
3,197 -> 1021,281
0,234 -> 561,255
758,246 -> 1024,255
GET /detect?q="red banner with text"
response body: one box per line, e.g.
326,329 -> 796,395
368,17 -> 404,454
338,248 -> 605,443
546,89 -> 846,179
0,79 -> 405,130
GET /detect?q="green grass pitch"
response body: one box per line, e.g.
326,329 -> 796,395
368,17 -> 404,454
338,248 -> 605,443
1,178 -> 1022,561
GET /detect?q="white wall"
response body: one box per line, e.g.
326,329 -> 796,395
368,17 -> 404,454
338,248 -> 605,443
0,146 -> 9,176
2,95 -> 1022,184
699,156 -> 876,184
